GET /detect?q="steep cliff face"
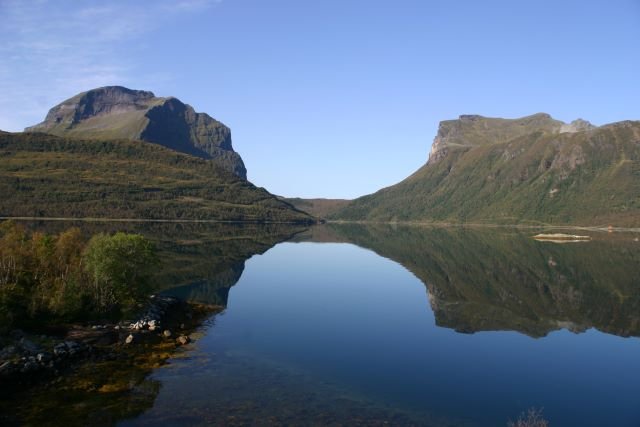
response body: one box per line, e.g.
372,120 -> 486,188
428,113 -> 570,164
332,114 -> 640,226
26,86 -> 246,178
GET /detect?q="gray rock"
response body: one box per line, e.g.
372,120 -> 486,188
0,345 -> 17,359
21,361 -> 38,373
64,341 -> 81,355
559,118 -> 597,134
19,338 -> 43,355
163,330 -> 172,338
53,343 -> 68,357
36,352 -> 52,363
125,334 -> 135,344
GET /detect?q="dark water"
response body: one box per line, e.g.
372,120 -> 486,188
6,223 -> 640,426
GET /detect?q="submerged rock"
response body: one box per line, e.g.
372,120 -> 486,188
36,353 -> 52,363
176,335 -> 190,346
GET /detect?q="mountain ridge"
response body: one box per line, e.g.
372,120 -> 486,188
332,114 -> 640,227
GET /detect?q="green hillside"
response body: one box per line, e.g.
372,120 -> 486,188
0,132 -> 313,223
332,116 -> 640,227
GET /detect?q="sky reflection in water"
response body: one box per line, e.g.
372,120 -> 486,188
125,228 -> 640,427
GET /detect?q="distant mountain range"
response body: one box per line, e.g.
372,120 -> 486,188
279,197 -> 351,219
332,114 -> 640,227
3,87 -> 638,226
0,87 -> 313,223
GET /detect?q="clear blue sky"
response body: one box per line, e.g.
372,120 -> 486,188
1,0 -> 639,199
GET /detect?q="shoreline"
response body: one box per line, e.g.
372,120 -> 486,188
0,296 -> 220,393
0,216 -> 316,225
326,220 -> 640,233
3,216 -> 639,233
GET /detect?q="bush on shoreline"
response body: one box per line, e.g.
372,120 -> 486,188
0,221 -> 157,332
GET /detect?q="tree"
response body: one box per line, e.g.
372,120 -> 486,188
83,233 -> 157,313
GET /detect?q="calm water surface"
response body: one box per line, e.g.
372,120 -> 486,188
126,225 -> 640,426
7,223 -> 640,426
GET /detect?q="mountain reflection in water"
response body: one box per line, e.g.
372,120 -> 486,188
314,224 -> 640,339
4,221 -> 640,426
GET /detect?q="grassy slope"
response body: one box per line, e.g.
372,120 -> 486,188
25,91 -> 163,141
333,121 -> 640,227
0,132 -> 313,223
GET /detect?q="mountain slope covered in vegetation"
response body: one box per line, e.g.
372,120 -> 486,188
332,115 -> 640,227
0,132 -> 313,223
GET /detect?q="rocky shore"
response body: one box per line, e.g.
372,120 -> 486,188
0,295 -> 217,391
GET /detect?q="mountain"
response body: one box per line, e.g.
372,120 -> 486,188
332,114 -> 640,227
279,197 -> 351,219
0,132 -> 313,223
26,86 -> 246,178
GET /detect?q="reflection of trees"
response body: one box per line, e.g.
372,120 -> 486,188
0,222 -> 307,425
21,220 -> 307,294
325,224 -> 640,338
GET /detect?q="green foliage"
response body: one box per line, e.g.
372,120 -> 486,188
332,120 -> 640,227
83,233 -> 157,314
0,132 -> 313,224
0,221 -> 158,330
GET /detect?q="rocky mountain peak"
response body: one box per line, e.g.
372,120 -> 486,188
25,86 -> 247,179
428,113 -> 563,164
559,118 -> 597,134
39,86 -> 155,128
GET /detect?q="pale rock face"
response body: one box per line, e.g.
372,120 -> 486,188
427,114 -> 597,164
559,119 -> 597,134
39,87 -> 155,127
428,134 -> 449,164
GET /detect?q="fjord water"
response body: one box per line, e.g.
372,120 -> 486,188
119,224 -> 640,426
8,223 -> 640,426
